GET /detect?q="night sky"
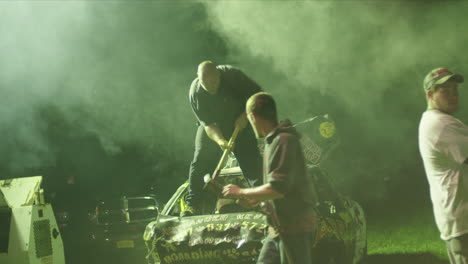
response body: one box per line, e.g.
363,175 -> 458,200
1,1 -> 467,207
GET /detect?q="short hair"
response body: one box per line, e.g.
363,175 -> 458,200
246,92 -> 278,124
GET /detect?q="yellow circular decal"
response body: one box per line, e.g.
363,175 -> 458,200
319,122 -> 335,138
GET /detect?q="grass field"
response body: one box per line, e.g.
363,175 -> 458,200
365,202 -> 449,264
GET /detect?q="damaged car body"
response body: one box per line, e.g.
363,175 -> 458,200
143,115 -> 367,264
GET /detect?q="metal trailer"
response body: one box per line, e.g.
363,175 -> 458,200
0,176 -> 65,264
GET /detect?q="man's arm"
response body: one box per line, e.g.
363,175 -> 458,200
204,124 -> 230,149
222,183 -> 284,201
235,112 -> 248,131
441,119 -> 468,165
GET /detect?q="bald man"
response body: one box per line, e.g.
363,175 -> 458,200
183,61 -> 263,216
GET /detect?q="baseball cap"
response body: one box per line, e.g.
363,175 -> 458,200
423,68 -> 464,91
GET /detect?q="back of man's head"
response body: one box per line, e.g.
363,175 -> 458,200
246,92 -> 278,124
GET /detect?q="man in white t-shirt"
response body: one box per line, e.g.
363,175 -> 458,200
419,67 -> 468,263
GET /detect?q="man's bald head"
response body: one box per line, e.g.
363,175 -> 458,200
197,61 -> 217,74
197,61 -> 220,94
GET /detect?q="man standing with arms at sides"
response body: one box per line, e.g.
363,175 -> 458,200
419,67 -> 468,263
223,92 -> 318,264
183,61 -> 263,216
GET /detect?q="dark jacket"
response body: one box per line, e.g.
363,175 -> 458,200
264,120 -> 319,232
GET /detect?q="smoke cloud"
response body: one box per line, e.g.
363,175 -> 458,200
2,1 -> 467,202
200,0 -> 468,201
0,3 -> 216,169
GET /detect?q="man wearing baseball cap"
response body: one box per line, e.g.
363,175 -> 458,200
419,67 -> 468,263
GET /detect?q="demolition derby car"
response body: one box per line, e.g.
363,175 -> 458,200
87,195 -> 160,264
143,115 -> 367,264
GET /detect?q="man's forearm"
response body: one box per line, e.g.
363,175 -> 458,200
204,124 -> 226,145
237,112 -> 247,120
238,183 -> 284,201
235,112 -> 248,130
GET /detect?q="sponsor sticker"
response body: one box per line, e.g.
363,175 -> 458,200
117,240 -> 135,248
319,122 -> 335,138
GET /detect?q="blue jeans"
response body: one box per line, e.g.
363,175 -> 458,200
257,232 -> 315,264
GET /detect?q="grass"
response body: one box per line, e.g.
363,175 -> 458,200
365,202 -> 449,264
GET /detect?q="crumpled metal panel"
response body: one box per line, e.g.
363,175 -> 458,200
150,212 -> 267,264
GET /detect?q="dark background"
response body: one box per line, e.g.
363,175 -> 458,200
1,0 -> 466,210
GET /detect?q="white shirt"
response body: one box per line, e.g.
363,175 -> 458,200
419,110 -> 468,240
